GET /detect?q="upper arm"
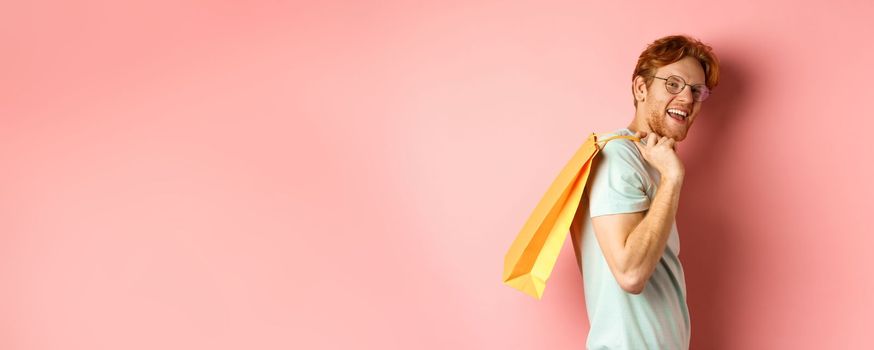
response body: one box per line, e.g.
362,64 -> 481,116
586,141 -> 652,292
591,211 -> 646,292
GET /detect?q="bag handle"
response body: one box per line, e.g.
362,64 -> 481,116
594,134 -> 641,149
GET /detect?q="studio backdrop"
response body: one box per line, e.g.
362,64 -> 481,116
2,1 -> 872,349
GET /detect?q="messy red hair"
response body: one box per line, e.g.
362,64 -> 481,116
632,35 -> 720,106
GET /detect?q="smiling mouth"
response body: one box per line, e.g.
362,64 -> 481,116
666,108 -> 688,124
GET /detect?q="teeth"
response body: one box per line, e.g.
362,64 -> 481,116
667,108 -> 688,118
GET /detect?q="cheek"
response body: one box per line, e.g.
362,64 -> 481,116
649,98 -> 668,115
652,93 -> 671,107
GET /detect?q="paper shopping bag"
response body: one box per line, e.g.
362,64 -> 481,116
502,132 -> 640,299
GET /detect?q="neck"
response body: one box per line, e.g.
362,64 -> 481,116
627,115 -> 651,134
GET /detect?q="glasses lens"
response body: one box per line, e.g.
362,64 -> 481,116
692,85 -> 710,101
664,76 -> 684,94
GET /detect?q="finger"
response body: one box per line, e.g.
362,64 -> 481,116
647,133 -> 657,147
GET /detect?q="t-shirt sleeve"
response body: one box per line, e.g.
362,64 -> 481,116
587,141 -> 651,217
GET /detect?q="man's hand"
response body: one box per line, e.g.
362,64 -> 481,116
632,131 -> 685,180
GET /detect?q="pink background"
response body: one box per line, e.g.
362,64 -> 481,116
3,1 -> 873,349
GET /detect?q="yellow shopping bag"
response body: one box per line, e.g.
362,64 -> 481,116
502,132 -> 640,299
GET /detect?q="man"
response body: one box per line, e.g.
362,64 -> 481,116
570,35 -> 720,349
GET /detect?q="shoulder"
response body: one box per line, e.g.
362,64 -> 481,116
587,130 -> 653,216
597,130 -> 645,168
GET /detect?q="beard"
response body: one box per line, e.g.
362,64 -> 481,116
646,103 -> 690,141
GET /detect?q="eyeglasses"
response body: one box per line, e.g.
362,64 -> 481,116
650,75 -> 711,102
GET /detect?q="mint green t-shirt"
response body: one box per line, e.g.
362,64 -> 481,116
571,128 -> 690,350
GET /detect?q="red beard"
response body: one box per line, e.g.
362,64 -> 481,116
647,105 -> 689,141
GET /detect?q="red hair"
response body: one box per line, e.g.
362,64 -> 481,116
632,35 -> 720,106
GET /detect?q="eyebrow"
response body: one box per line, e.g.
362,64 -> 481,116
664,72 -> 706,86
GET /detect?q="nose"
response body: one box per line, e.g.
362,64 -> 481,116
676,85 -> 694,102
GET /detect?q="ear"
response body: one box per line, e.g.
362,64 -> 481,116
633,75 -> 648,102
